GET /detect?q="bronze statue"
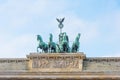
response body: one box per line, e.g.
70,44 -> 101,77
37,35 -> 48,53
61,32 -> 70,52
36,18 -> 81,53
48,33 -> 56,53
56,17 -> 65,33
71,33 -> 81,53
56,32 -> 70,53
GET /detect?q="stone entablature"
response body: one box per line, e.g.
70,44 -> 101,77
27,52 -> 85,72
0,58 -> 29,70
0,58 -> 28,63
0,53 -> 120,72
0,53 -> 120,79
83,57 -> 120,71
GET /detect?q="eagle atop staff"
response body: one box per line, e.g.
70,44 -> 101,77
56,17 -> 65,33
56,17 -> 65,24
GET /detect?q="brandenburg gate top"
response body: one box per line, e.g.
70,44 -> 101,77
0,18 -> 119,80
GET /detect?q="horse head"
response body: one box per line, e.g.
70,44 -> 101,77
61,32 -> 70,52
49,33 -> 53,42
37,35 -> 48,53
78,33 -> 81,38
75,33 -> 81,42
37,35 -> 43,42
62,32 -> 69,43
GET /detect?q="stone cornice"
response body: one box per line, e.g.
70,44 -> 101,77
27,52 -> 86,59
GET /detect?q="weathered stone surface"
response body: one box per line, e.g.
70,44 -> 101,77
83,57 -> 120,71
27,52 -> 85,72
0,71 -> 120,80
0,53 -> 120,79
0,58 -> 29,70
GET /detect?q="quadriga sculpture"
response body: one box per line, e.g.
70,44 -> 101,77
37,35 -> 48,53
36,17 -> 81,53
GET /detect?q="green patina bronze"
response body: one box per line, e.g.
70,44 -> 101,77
56,17 -> 64,33
37,35 -> 48,53
48,33 -> 56,53
71,33 -> 81,53
60,32 -> 70,53
37,18 -> 81,53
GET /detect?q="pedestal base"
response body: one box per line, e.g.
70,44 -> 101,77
27,52 -> 86,72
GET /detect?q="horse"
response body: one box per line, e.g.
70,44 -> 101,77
37,35 -> 48,53
71,33 -> 81,53
48,33 -> 56,53
60,32 -> 70,53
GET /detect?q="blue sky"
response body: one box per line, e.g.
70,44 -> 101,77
0,0 -> 120,57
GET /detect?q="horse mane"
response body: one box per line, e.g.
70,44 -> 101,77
37,35 -> 43,42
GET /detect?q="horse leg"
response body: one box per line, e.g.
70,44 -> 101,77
45,48 -> 48,53
48,47 -> 50,53
42,49 -> 44,53
75,46 -> 77,52
48,45 -> 51,53
50,47 -> 51,53
51,47 -> 54,53
54,48 -> 56,53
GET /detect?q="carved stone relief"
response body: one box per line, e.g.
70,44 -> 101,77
32,57 -> 80,68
